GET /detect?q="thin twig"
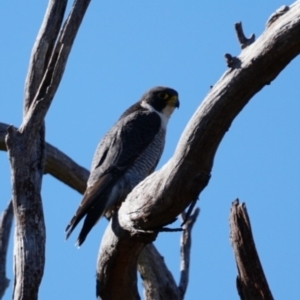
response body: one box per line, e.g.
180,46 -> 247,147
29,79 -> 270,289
235,22 -> 255,49
179,208 -> 200,299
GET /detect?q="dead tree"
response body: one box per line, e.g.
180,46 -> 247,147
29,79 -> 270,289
0,1 -> 300,299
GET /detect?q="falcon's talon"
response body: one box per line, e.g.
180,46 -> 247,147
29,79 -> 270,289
158,227 -> 183,232
181,199 -> 198,227
135,225 -> 183,233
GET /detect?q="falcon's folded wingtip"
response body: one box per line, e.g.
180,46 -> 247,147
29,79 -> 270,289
65,222 -> 75,241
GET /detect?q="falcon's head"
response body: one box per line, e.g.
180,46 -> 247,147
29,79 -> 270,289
141,86 -> 180,118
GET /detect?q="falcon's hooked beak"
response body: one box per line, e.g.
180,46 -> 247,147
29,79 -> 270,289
169,95 -> 180,109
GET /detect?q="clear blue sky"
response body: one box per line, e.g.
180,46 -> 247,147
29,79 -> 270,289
1,1 -> 299,299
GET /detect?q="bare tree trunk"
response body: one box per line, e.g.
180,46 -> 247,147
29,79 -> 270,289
230,200 -> 274,300
6,126 -> 46,300
4,0 -> 92,298
5,1 -> 68,298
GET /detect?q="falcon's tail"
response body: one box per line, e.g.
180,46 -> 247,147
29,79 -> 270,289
65,174 -> 116,246
75,200 -> 108,247
65,213 -> 85,242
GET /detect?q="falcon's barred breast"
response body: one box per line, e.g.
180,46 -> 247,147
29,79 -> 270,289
65,86 -> 179,246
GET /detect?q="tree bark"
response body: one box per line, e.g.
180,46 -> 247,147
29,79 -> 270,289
138,244 -> 181,300
230,200 -> 274,300
4,0 -> 91,299
0,122 -> 89,194
97,2 -> 300,298
178,209 -> 199,299
96,214 -> 154,300
0,200 -> 13,299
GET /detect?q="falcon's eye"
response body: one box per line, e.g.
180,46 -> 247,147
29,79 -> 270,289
158,92 -> 169,100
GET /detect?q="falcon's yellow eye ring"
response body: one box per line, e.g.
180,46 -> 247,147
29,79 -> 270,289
158,92 -> 169,100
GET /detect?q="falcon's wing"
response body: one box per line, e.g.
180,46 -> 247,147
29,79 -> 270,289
89,109 -> 162,185
65,110 -> 162,243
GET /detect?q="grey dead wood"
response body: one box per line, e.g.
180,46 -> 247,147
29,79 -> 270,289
0,200 -> 13,299
0,1 -> 299,299
137,208 -> 200,300
229,200 -> 274,300
138,244 -> 181,300
4,0 -> 91,299
6,1 -> 67,298
96,214 -> 156,300
0,122 -> 89,195
179,208 -> 199,299
234,22 -> 255,49
97,2 -> 300,299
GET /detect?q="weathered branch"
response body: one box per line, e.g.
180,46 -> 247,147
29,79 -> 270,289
24,0 -> 67,112
6,1 -> 67,297
138,244 -> 181,300
137,209 -> 200,300
5,1 -> 92,299
0,200 -> 13,299
96,2 -> 300,298
266,5 -> 290,28
179,208 -> 199,299
235,22 -> 255,49
45,143 -> 89,194
21,0 -> 91,150
96,214 -> 157,300
0,122 -> 89,194
229,200 -> 274,300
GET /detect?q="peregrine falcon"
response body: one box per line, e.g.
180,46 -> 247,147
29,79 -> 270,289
66,86 -> 179,246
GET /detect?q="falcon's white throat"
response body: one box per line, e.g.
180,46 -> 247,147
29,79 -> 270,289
141,100 -> 170,130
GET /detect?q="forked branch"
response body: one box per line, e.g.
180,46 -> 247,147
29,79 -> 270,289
4,1 -> 92,299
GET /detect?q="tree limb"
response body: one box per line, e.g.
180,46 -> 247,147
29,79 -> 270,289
137,209 -> 200,300
96,214 -> 156,300
45,142 -> 89,194
4,1 -> 92,299
229,200 -> 274,300
21,0 -> 91,150
138,244 -> 181,300
0,200 -> 13,299
0,122 -> 88,194
96,2 -> 300,298
234,22 -> 255,49
179,208 -> 200,299
24,0 -> 68,112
